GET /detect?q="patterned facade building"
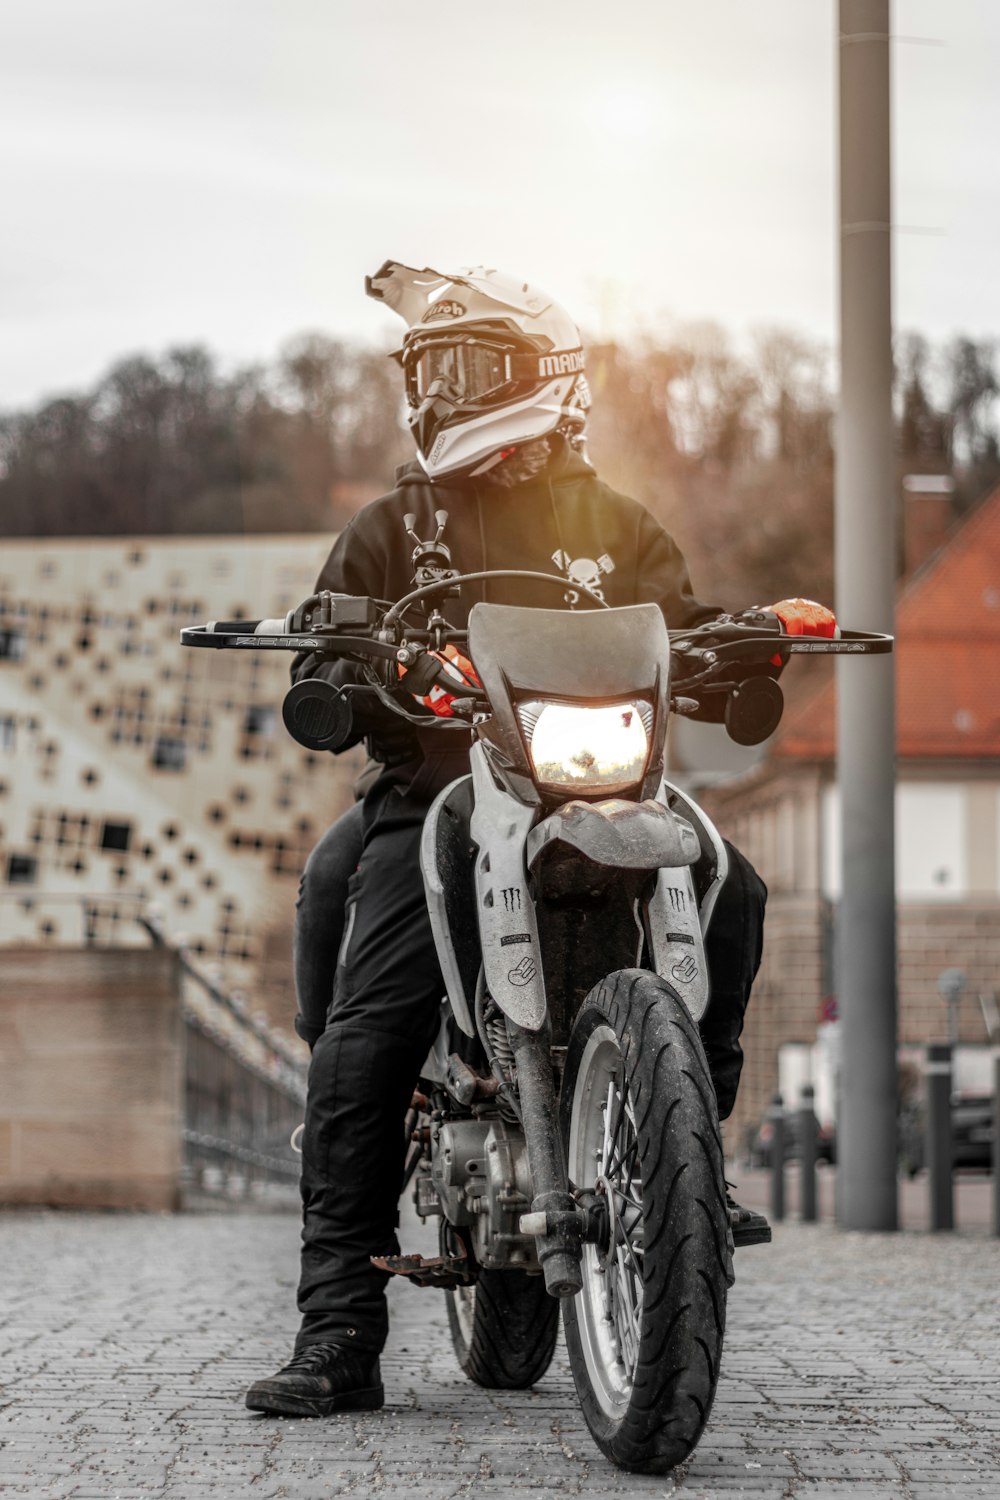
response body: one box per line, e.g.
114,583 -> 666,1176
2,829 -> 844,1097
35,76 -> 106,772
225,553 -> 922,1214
0,535 -> 359,1032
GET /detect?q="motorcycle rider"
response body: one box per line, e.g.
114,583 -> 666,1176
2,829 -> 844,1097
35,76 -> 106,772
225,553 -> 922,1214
246,263 -> 835,1418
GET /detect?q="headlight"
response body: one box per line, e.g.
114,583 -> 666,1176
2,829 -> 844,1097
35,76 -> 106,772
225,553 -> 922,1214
517,699 -> 653,793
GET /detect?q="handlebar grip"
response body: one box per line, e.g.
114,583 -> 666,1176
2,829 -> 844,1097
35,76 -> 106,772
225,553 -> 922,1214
203,618 -> 293,635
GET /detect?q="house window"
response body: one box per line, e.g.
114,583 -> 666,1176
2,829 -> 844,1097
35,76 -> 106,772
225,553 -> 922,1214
6,853 -> 37,884
100,821 -> 132,852
0,628 -> 25,662
898,785 -> 967,899
823,783 -> 967,900
152,735 -> 186,771
244,705 -> 276,737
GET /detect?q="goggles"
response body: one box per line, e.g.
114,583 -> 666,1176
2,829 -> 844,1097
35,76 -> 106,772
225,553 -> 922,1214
402,337 -> 584,410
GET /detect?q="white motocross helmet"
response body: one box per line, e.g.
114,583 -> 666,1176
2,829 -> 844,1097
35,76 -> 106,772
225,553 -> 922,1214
366,261 -> 591,481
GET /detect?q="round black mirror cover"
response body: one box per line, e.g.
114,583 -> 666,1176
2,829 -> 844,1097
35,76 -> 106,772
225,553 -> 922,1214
724,676 -> 784,747
282,679 -> 354,751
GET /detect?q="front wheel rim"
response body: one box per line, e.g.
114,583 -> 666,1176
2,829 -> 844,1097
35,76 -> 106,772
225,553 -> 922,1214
567,1024 -> 644,1421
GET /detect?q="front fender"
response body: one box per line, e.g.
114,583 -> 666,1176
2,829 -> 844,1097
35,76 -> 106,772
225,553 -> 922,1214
469,745 -> 547,1032
526,797 -> 701,874
527,795 -> 712,1023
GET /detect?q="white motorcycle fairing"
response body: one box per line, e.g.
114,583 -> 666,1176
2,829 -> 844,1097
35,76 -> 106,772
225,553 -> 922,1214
420,746 -> 730,1035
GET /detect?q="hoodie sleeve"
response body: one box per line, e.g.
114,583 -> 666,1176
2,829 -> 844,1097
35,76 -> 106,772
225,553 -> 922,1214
289,513 -> 418,754
290,516 -> 382,688
313,515 -> 383,597
634,509 -> 720,630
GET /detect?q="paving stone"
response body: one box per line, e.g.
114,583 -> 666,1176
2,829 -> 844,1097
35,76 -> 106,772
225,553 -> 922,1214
0,1209 -> 997,1497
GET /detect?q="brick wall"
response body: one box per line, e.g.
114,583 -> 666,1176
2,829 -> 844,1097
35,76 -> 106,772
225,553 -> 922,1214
726,892 -> 827,1143
897,902 -> 1000,1045
0,947 -> 184,1209
702,766 -> 1000,1144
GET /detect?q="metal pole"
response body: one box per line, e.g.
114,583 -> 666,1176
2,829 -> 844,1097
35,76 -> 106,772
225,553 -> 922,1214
799,1084 -> 818,1223
992,1053 -> 1000,1239
769,1094 -> 785,1223
926,1042 -> 953,1232
834,0 -> 898,1232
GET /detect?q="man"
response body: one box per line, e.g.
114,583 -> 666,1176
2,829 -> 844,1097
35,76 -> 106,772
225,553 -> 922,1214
246,263 -> 832,1418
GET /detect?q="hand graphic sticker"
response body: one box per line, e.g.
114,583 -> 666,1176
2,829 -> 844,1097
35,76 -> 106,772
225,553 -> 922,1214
671,953 -> 699,985
508,955 -> 537,987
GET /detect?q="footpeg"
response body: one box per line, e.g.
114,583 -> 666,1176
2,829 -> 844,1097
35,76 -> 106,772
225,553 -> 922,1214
370,1251 -> 476,1289
728,1203 -> 772,1247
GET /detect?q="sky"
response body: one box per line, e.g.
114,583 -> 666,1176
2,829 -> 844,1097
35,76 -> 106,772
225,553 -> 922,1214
2,0 -> 998,409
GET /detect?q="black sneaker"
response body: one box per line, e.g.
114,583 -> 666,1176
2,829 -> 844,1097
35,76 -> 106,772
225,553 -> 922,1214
727,1193 -> 772,1248
245,1341 -> 384,1418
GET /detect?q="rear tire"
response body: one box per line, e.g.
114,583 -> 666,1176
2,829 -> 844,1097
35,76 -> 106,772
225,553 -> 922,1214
561,969 -> 730,1473
444,1261 -> 559,1390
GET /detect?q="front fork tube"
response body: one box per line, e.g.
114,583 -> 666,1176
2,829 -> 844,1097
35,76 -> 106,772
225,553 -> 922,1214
508,1022 -> 584,1299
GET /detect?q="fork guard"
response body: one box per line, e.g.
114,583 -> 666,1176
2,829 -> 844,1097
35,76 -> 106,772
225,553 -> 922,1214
527,797 -> 701,875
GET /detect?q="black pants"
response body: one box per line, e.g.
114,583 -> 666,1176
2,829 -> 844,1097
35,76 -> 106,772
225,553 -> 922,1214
294,775 -> 766,1353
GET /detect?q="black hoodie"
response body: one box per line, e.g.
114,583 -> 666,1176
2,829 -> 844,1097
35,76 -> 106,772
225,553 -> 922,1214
295,439 -> 720,783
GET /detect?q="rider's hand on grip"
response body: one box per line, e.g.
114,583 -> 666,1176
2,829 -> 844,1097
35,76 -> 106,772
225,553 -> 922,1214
398,644 -> 481,719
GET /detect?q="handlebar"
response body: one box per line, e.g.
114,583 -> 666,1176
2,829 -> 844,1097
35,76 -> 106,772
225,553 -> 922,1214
179,617 -> 893,659
669,623 -> 893,657
179,589 -> 893,748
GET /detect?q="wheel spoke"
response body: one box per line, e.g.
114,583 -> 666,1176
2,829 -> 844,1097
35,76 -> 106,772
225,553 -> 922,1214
603,1078 -> 626,1174
606,1102 -> 636,1180
619,1225 -> 644,1280
612,1243 -> 642,1372
609,1133 -> 639,1185
601,1080 -> 616,1171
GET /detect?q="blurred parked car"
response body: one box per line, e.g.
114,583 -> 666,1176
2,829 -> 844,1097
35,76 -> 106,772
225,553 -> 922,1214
953,1096 -> 995,1167
745,1111 -> 835,1169
900,1095 -> 994,1175
747,1093 -> 996,1174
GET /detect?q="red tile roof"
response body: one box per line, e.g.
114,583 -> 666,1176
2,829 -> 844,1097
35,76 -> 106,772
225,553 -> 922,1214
776,485 -> 1000,761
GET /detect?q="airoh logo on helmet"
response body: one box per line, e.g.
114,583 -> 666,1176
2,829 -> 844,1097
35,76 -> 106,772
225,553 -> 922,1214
421,301 -> 467,322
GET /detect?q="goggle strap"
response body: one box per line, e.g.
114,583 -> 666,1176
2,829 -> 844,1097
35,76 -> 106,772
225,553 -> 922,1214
508,348 -> 586,381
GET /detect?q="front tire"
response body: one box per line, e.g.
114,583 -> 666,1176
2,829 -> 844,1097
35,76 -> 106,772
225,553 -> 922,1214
561,969 -> 730,1473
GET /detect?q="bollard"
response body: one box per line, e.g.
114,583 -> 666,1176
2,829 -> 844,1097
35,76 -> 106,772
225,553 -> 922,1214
993,1053 -> 1000,1239
926,1042 -> 954,1232
769,1093 -> 785,1222
798,1083 -> 818,1223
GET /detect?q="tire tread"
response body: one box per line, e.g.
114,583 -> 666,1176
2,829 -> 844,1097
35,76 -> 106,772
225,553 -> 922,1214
561,968 -> 731,1474
447,1268 -> 558,1391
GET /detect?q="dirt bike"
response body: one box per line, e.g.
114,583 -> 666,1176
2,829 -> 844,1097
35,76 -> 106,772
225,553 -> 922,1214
181,537 -> 890,1473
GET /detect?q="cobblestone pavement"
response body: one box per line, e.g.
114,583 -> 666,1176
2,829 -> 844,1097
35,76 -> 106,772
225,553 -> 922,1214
1,1201 -> 998,1499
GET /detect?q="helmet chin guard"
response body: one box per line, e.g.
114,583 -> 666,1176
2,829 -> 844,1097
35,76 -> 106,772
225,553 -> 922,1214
366,261 -> 590,480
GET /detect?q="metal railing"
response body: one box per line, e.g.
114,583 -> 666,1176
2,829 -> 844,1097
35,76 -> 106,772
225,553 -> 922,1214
143,912 -> 307,1200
